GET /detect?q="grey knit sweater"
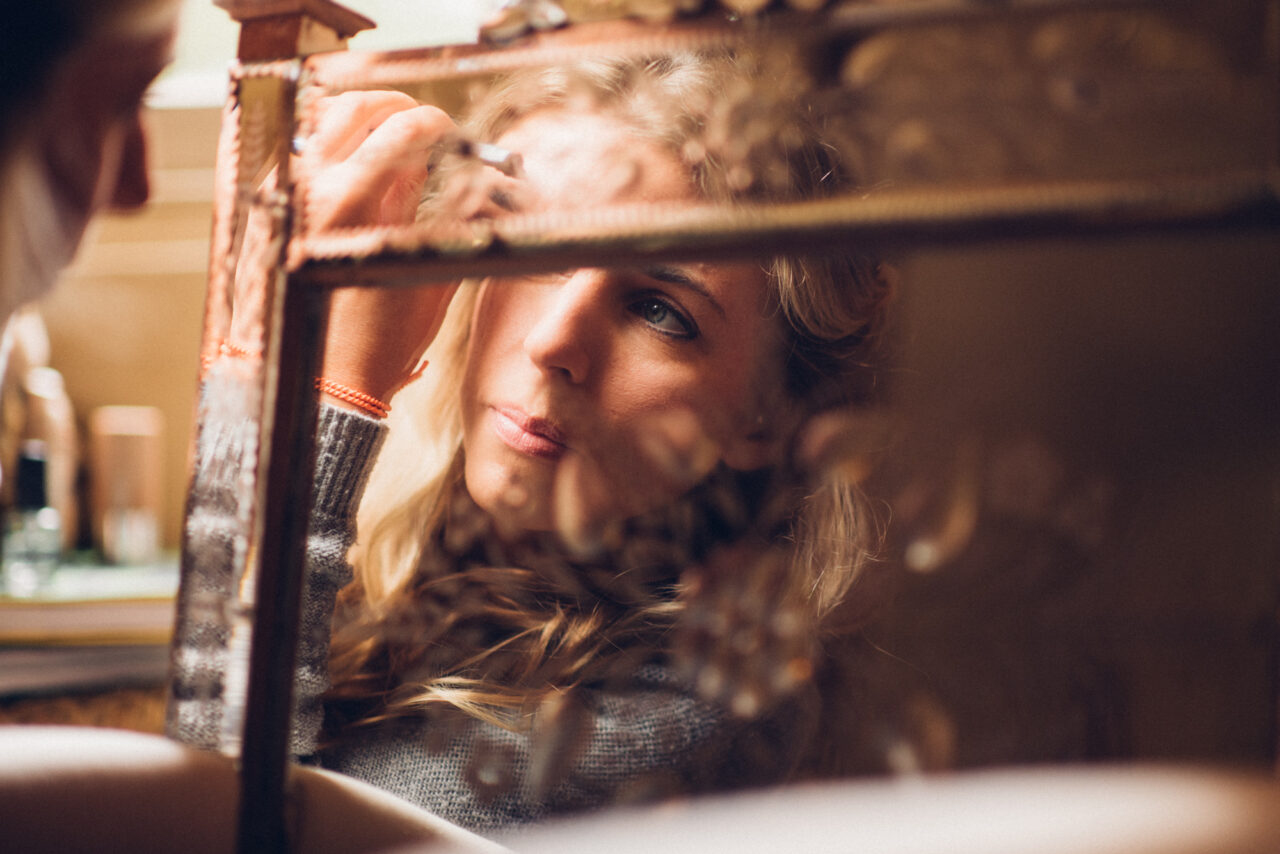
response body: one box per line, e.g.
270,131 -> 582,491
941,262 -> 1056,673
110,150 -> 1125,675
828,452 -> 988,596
170,383 -> 800,836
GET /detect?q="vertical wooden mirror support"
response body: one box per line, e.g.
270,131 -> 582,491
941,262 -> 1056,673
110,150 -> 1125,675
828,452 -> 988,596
211,2 -> 374,851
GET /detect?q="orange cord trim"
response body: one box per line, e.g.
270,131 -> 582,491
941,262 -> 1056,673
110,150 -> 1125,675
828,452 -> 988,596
315,377 -> 390,419
219,341 -> 261,360
201,340 -> 263,373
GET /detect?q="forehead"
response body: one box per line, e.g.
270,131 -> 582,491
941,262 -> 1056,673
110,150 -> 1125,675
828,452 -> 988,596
496,108 -> 694,212
491,105 -> 784,350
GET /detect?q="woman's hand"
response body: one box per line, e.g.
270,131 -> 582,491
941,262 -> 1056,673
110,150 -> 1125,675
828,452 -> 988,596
296,91 -> 462,407
297,90 -> 453,232
221,90 -> 523,409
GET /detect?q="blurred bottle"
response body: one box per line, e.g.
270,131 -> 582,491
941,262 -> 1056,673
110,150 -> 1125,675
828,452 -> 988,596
1,309 -> 78,553
1,308 -> 52,517
88,405 -> 164,565
2,440 -> 61,597
22,365 -> 79,550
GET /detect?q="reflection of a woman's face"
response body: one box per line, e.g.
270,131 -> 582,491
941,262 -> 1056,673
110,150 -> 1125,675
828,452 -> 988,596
460,109 -> 787,532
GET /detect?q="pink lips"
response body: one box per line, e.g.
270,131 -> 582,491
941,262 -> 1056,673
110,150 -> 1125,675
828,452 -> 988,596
491,405 -> 568,459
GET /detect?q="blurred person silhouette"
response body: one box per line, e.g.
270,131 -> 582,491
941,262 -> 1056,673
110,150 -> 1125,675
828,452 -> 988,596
0,0 -> 177,594
0,0 -> 178,330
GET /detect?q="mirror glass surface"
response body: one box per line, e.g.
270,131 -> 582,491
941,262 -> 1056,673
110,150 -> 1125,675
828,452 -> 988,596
169,2 -> 1280,832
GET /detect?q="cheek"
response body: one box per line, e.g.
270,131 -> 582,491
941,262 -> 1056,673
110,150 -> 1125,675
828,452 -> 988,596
688,334 -> 788,446
597,359 -> 749,464
467,282 -> 520,354
700,333 -> 781,413
32,70 -> 116,224
101,117 -> 149,210
461,283 -> 532,399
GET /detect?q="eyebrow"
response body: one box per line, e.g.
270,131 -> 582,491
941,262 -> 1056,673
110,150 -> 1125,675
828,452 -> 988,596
642,264 -> 727,319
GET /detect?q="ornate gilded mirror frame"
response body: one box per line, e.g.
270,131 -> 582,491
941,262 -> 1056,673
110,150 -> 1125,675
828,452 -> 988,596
170,1 -> 1280,850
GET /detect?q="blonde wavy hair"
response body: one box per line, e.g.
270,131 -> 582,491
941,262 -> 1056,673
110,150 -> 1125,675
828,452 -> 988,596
326,52 -> 894,735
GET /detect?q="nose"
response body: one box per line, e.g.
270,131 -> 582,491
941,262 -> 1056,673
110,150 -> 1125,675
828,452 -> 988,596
522,268 -> 607,384
106,116 -> 151,211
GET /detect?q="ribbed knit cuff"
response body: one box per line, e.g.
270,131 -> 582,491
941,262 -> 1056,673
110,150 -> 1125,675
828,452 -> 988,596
310,404 -> 387,522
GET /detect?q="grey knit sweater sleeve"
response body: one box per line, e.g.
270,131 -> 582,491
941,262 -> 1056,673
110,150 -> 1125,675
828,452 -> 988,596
168,389 -> 386,757
291,405 -> 387,757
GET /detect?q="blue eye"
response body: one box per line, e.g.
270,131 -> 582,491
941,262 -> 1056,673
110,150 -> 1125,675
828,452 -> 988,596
631,297 -> 696,339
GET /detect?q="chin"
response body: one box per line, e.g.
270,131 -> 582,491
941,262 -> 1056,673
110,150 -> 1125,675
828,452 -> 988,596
462,457 -> 557,535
